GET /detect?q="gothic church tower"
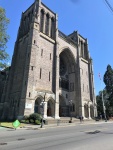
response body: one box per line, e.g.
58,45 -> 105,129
0,0 -> 97,121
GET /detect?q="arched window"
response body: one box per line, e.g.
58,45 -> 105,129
40,9 -> 44,32
51,17 -> 55,39
45,13 -> 49,35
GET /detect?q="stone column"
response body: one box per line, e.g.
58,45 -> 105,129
79,105 -> 85,118
54,14 -> 60,119
94,104 -> 97,117
88,105 -> 91,119
43,12 -> 46,34
43,101 -> 47,118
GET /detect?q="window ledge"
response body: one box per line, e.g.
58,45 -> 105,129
40,32 -> 55,44
81,57 -> 88,64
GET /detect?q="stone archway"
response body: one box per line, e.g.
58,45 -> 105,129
34,97 -> 42,114
47,99 -> 55,117
59,48 -> 76,92
84,104 -> 89,118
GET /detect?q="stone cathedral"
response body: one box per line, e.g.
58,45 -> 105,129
0,0 -> 97,121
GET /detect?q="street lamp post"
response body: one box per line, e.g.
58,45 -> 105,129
40,100 -> 45,128
69,100 -> 73,122
40,93 -> 46,128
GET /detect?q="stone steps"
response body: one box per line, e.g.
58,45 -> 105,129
45,117 -> 95,125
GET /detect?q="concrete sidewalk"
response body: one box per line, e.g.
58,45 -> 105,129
1,120 -> 112,130
20,120 -> 113,130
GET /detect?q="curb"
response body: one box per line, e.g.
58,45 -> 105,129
23,121 -> 113,130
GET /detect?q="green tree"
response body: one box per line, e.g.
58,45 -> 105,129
96,91 -> 103,115
104,65 -> 113,107
0,7 -> 9,70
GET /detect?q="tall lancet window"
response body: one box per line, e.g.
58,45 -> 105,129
51,17 -> 55,39
23,16 -> 26,34
84,43 -> 87,60
45,13 -> 49,35
40,9 -> 44,33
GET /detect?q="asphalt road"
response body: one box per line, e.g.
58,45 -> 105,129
0,122 -> 113,150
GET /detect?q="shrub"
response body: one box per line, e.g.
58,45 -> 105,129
29,119 -> 34,123
29,113 -> 42,123
24,115 -> 29,120
35,120 -> 41,125
21,120 -> 26,123
25,120 -> 29,123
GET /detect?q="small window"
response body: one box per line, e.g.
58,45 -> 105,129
41,49 -> 43,57
29,92 -> 31,97
31,66 -> 33,70
34,40 -> 36,44
40,68 -> 42,79
49,72 -> 50,81
50,53 -> 51,60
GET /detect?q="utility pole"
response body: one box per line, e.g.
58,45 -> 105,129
99,73 -> 107,122
102,91 -> 107,122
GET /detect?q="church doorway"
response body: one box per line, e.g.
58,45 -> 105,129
90,105 -> 94,118
47,99 -> 55,117
84,104 -> 89,118
34,97 -> 42,114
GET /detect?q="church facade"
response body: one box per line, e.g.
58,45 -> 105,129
0,0 -> 97,121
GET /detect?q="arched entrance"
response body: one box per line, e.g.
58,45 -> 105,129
47,99 -> 55,117
34,97 -> 42,114
59,48 -> 76,117
90,105 -> 94,118
84,104 -> 89,118
59,48 -> 76,92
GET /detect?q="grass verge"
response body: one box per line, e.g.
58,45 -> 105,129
0,122 -> 25,128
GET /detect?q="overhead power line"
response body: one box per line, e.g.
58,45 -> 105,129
104,0 -> 113,14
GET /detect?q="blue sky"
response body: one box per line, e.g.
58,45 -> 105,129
1,0 -> 113,95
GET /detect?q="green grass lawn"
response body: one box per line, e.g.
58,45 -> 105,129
0,122 -> 25,128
